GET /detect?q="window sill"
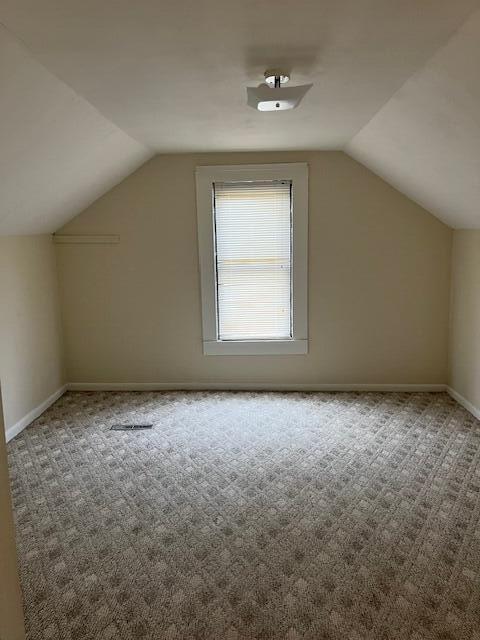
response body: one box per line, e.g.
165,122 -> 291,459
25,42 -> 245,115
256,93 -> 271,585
203,339 -> 308,356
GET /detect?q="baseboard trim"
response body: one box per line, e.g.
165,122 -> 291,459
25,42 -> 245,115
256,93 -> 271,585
446,386 -> 480,420
67,382 -> 447,393
6,385 -> 67,443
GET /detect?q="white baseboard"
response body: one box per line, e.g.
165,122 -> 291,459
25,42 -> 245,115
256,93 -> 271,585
68,382 -> 446,393
446,386 -> 480,420
6,385 -> 67,443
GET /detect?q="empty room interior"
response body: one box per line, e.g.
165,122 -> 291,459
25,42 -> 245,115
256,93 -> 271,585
1,2 -> 480,639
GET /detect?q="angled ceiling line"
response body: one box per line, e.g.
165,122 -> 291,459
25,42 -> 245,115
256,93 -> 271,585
342,5 -> 480,153
0,23 -> 153,234
345,7 -> 480,229
0,18 -> 154,155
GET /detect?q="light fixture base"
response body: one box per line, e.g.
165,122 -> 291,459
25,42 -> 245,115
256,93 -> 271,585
264,69 -> 290,88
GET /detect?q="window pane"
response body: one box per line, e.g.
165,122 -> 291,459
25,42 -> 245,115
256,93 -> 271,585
214,180 -> 292,341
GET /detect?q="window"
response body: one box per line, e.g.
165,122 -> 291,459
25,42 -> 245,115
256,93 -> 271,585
196,163 -> 308,355
215,180 -> 292,341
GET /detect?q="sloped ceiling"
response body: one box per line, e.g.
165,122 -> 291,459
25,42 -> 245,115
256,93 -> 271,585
0,1 -> 479,233
0,24 -> 152,234
347,9 -> 480,229
0,0 -> 475,153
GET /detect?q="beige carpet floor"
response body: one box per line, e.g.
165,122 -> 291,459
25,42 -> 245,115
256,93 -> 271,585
7,391 -> 480,640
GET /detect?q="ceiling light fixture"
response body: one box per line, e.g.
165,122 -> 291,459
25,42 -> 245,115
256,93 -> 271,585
247,69 -> 312,112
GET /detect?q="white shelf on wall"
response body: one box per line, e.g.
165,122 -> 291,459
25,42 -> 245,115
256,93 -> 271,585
52,235 -> 120,244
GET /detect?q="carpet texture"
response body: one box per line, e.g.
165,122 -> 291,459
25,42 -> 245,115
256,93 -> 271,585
7,391 -> 480,640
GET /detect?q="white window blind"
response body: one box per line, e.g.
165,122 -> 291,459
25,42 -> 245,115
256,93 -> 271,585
213,180 -> 292,341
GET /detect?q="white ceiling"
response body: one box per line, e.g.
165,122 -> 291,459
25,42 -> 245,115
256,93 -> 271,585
1,0 -> 478,153
0,24 -> 152,234
0,0 -> 479,232
347,9 -> 480,229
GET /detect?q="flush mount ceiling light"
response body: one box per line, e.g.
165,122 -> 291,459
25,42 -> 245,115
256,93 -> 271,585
247,69 -> 312,112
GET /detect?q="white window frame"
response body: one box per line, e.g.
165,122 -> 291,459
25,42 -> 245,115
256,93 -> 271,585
195,163 -> 308,355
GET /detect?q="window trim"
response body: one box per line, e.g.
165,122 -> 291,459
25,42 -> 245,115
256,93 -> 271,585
195,163 -> 308,355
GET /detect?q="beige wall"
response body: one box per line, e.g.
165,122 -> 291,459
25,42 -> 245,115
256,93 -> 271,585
449,230 -> 480,412
57,151 -> 452,386
0,236 -> 64,436
0,388 -> 25,640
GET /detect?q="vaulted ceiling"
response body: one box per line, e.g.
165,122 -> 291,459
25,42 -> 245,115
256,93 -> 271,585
0,0 -> 479,233
0,23 -> 152,234
347,9 -> 480,229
